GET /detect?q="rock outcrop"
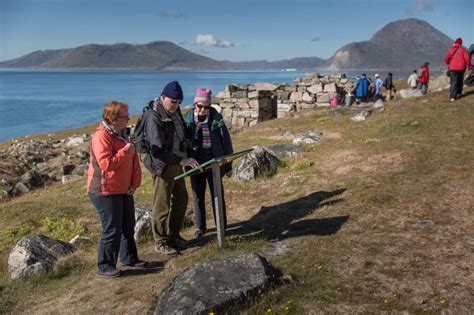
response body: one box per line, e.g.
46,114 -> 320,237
154,253 -> 282,314
233,147 -> 280,181
8,235 -> 75,280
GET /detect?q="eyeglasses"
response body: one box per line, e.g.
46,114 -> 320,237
169,98 -> 182,104
117,115 -> 130,120
196,104 -> 210,110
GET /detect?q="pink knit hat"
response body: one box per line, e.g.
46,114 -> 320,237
455,37 -> 462,45
194,88 -> 212,104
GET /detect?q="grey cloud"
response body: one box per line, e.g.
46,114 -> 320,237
406,0 -> 435,15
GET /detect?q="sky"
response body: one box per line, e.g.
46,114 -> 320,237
0,0 -> 473,62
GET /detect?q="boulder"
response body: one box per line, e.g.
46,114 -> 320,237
350,110 -> 372,122
233,147 -> 280,181
399,88 -> 423,99
373,99 -> 385,109
61,174 -> 82,185
264,144 -> 301,158
134,205 -> 153,241
8,235 -> 75,280
66,136 -> 86,147
13,182 -> 30,194
293,130 -> 323,145
154,253 -> 282,314
20,170 -> 43,188
254,82 -> 280,91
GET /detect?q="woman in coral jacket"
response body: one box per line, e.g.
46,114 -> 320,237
445,37 -> 472,101
87,101 -> 145,278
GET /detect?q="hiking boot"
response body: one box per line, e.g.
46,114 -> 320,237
120,259 -> 148,268
169,235 -> 191,250
194,229 -> 206,238
98,269 -> 121,278
155,242 -> 178,255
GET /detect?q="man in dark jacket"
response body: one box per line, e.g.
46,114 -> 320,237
143,81 -> 199,255
183,88 -> 233,238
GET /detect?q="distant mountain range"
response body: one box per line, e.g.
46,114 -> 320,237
0,18 -> 454,71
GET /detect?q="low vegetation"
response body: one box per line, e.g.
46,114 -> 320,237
1,85 -> 473,313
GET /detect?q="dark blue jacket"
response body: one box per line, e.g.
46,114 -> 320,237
183,107 -> 233,173
355,77 -> 369,98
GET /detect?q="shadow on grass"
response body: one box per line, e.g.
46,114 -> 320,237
120,260 -> 164,277
226,188 -> 348,241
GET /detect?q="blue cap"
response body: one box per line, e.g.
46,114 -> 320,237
161,81 -> 183,100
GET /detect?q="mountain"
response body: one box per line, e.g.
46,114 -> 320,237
0,19 -> 454,71
324,18 -> 453,71
0,41 -> 229,70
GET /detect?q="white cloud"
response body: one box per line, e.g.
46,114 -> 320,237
406,0 -> 435,15
195,34 -> 234,48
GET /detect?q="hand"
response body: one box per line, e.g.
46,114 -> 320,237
180,158 -> 199,168
225,170 -> 233,178
126,187 -> 136,195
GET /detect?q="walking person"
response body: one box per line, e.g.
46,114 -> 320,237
183,88 -> 234,238
355,74 -> 369,103
87,101 -> 146,278
417,62 -> 430,95
142,81 -> 199,255
383,72 -> 396,100
374,74 -> 384,100
444,37 -> 472,101
407,70 -> 418,89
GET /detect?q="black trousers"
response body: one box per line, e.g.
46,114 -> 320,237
449,70 -> 465,100
190,171 -> 227,231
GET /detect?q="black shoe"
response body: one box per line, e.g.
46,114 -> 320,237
169,235 -> 191,250
120,259 -> 148,268
98,269 -> 122,278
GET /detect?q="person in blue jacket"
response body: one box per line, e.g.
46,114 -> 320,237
355,73 -> 369,102
183,88 -> 234,238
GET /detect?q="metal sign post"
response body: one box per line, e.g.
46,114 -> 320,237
175,149 -> 253,247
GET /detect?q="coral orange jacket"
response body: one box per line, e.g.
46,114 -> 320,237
87,123 -> 141,195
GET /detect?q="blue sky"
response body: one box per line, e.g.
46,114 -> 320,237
1,0 -> 473,62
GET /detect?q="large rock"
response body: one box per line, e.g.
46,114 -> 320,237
8,235 -> 75,280
233,147 -> 280,181
264,144 -> 301,158
154,253 -> 281,314
20,170 -> 44,188
399,88 -> 423,98
293,130 -> 323,145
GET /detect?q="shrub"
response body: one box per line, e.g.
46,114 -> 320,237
0,224 -> 31,253
40,217 -> 86,241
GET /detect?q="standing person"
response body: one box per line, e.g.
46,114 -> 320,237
374,74 -> 384,100
407,70 -> 418,89
417,62 -> 430,95
142,81 -> 199,255
355,74 -> 369,103
183,88 -> 234,237
87,101 -> 145,278
444,37 -> 472,101
383,72 -> 396,100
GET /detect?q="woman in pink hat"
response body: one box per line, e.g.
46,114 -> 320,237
183,88 -> 234,237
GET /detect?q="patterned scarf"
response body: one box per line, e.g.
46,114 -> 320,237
101,121 -> 130,142
194,110 -> 211,149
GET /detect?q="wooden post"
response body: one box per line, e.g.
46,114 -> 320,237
211,163 -> 225,247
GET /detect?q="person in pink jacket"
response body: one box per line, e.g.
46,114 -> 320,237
445,37 -> 472,101
87,101 -> 145,278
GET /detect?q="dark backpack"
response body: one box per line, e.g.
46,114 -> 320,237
132,101 -> 153,154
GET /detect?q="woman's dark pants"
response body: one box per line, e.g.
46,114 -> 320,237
190,171 -> 227,231
88,192 -> 139,273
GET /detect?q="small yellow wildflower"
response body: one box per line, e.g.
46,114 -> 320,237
266,308 -> 272,313
209,312 -> 215,315
439,299 -> 445,304
383,299 -> 388,304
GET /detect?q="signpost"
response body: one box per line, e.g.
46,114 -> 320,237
175,149 -> 253,247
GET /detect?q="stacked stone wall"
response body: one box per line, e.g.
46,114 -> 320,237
213,73 -> 357,129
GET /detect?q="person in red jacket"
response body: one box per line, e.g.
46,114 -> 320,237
87,101 -> 145,278
417,62 -> 430,95
445,37 -> 472,101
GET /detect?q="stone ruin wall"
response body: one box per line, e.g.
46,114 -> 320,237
212,73 -> 356,129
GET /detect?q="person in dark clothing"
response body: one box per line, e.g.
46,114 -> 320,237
383,72 -> 396,100
142,81 -> 199,255
445,37 -> 472,101
183,88 -> 234,237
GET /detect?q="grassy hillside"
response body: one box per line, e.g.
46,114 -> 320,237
1,86 -> 473,313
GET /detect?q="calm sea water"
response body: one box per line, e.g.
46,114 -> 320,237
0,69 -> 409,141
